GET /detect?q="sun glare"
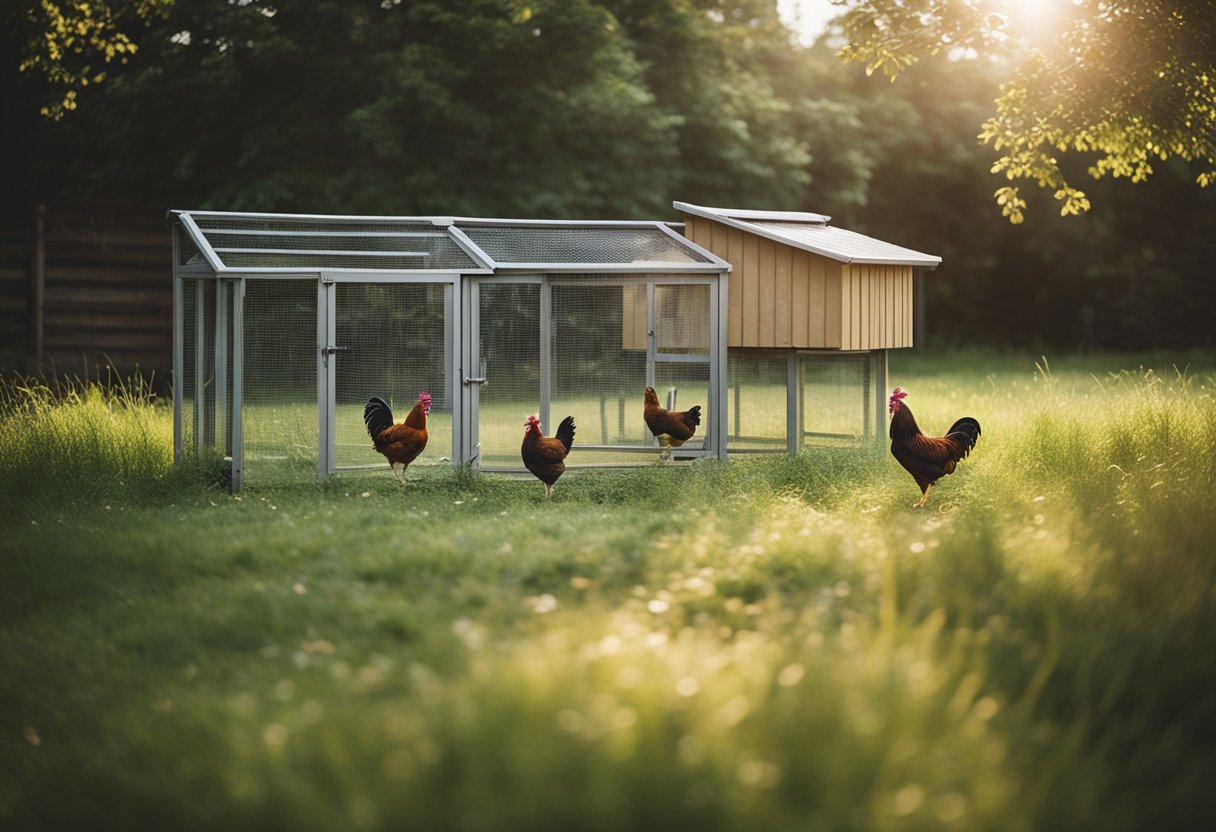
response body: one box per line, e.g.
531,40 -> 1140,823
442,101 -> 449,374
1004,0 -> 1068,43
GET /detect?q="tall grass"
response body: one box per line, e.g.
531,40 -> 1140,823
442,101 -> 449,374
0,375 -> 176,509
2,354 -> 1215,831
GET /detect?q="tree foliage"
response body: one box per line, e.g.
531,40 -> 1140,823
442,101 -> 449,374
13,0 -> 173,119
835,0 -> 1216,221
5,0 -> 1216,349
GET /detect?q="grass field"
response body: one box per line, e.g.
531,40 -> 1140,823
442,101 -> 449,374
2,349 -> 1214,831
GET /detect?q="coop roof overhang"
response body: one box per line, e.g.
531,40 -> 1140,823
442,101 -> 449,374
171,210 -> 729,275
674,201 -> 942,269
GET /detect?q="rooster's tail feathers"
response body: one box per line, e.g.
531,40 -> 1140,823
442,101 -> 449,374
683,405 -> 702,429
364,396 -> 394,439
945,416 -> 981,454
555,416 -> 576,452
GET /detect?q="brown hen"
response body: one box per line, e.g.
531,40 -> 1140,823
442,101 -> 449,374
643,386 -> 702,462
521,414 -> 575,497
364,392 -> 430,483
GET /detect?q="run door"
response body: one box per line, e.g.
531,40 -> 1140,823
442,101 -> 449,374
320,274 -> 460,477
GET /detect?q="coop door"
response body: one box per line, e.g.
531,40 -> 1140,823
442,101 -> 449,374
650,283 -> 714,454
323,279 -> 457,475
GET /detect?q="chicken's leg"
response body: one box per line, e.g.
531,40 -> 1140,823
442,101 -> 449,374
914,484 -> 932,509
544,483 -> 553,498
391,463 -> 404,483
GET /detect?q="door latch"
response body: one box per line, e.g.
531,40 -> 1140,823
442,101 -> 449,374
463,376 -> 488,386
321,345 -> 348,366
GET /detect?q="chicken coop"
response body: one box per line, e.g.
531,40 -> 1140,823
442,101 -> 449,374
170,210 -> 730,490
674,202 -> 941,453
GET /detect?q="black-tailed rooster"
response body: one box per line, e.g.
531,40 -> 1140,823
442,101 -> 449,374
643,386 -> 701,462
364,391 -> 430,483
888,387 -> 980,508
521,414 -> 576,497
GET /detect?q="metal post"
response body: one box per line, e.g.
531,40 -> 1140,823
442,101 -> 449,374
447,280 -> 462,469
794,353 -> 807,452
231,279 -> 245,491
317,277 -> 334,480
787,352 -> 799,454
172,237 -> 184,461
462,279 -> 480,468
875,349 -> 889,443
215,280 -> 228,453
714,272 -> 728,461
539,278 -> 551,435
442,284 -> 452,411
194,282 -> 206,450
645,283 -> 656,391
645,282 -> 656,450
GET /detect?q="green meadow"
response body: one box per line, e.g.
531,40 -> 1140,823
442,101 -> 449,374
2,350 -> 1214,831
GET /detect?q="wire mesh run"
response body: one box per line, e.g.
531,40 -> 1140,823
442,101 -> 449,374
801,352 -> 874,442
727,351 -> 788,451
241,279 -> 318,484
334,282 -> 452,471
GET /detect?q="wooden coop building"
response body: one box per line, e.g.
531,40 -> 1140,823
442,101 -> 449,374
170,210 -> 731,490
674,202 -> 941,453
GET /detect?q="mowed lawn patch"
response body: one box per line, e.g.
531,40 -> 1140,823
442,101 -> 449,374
2,351 -> 1215,831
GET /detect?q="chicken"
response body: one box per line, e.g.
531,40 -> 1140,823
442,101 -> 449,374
364,392 -> 430,482
888,387 -> 981,508
643,386 -> 702,461
521,414 -> 575,497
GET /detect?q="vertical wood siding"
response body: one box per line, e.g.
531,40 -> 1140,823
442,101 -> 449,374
682,216 -> 915,350
838,264 -> 915,350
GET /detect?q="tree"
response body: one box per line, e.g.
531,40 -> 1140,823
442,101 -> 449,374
834,0 -> 1216,221
12,0 -> 174,119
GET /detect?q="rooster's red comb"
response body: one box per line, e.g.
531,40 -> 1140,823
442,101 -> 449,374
888,387 -> 908,415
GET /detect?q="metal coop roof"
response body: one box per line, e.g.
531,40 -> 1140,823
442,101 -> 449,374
674,201 -> 941,268
171,210 -> 727,274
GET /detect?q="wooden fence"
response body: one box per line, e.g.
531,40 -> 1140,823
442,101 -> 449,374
0,203 -> 172,384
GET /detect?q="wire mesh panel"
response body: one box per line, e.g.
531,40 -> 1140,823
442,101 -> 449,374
179,278 -> 199,451
727,351 -> 789,451
242,279 -> 318,484
334,282 -> 452,471
653,361 -> 711,456
654,284 -> 711,355
219,280 -> 236,459
190,216 -> 481,271
550,282 -> 648,454
463,226 -> 711,265
478,282 -> 540,469
801,352 -> 874,443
